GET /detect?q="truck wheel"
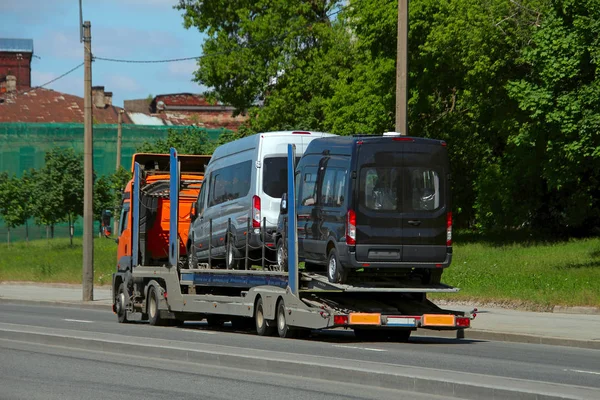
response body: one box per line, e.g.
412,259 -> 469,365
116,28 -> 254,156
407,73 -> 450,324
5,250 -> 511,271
276,299 -> 295,338
115,283 -> 130,324
147,286 -> 166,326
276,238 -> 287,272
255,297 -> 275,336
327,248 -> 347,284
226,234 -> 240,270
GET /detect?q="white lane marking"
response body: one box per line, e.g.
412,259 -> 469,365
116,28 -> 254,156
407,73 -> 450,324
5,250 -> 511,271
564,369 -> 600,376
193,330 -> 217,335
333,344 -> 386,352
63,319 -> 94,324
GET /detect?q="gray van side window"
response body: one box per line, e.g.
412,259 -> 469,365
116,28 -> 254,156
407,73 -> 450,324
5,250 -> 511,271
208,160 -> 252,206
321,168 -> 347,207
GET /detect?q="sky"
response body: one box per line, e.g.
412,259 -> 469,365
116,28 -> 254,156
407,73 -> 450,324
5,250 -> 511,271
0,0 -> 207,107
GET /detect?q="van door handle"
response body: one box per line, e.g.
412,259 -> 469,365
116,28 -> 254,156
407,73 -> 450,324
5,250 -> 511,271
407,220 -> 421,226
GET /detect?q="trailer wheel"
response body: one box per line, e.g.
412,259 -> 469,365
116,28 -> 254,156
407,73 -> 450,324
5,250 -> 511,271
276,238 -> 287,272
255,297 -> 275,336
276,299 -> 295,338
115,283 -> 130,324
147,286 -> 166,326
327,248 -> 347,284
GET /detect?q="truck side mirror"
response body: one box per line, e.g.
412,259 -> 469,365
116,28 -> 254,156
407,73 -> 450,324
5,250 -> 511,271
190,202 -> 198,221
280,192 -> 288,215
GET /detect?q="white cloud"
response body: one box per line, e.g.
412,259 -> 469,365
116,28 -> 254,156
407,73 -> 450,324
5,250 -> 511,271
167,60 -> 197,78
105,74 -> 141,92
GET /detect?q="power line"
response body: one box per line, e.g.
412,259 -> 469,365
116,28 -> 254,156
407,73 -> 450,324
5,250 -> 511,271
93,1 -> 356,64
1,62 -> 84,99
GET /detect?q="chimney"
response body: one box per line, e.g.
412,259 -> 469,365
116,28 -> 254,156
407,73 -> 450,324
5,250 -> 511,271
92,86 -> 105,108
6,75 -> 17,93
104,91 -> 113,106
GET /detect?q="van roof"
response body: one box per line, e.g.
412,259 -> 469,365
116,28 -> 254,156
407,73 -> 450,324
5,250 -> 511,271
304,135 -> 446,156
210,131 -> 336,162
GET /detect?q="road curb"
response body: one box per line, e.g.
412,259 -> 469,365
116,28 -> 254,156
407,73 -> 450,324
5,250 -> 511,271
0,327 -> 595,400
0,298 -> 111,311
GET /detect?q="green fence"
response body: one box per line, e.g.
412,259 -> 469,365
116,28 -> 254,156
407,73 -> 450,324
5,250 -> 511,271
0,122 -> 225,241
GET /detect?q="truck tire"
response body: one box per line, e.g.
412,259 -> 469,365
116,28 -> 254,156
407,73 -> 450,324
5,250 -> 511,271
327,248 -> 347,284
276,299 -> 295,338
276,238 -> 287,272
255,297 -> 275,336
115,283 -> 130,324
147,286 -> 166,326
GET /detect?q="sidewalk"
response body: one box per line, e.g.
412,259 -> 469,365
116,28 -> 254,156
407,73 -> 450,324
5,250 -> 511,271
1,282 -> 599,349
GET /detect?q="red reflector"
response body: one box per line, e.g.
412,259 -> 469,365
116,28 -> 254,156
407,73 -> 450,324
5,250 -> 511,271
164,292 -> 168,299
333,315 -> 348,325
392,137 -> 414,142
446,212 -> 452,246
456,317 -> 470,328
362,263 -> 370,267
266,243 -> 274,247
292,131 -> 311,135
441,141 -> 447,147
435,264 -> 442,268
356,140 -> 363,145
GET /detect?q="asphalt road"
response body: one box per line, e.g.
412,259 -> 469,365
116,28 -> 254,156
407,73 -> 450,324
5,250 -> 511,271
0,337 -> 454,400
0,302 -> 599,398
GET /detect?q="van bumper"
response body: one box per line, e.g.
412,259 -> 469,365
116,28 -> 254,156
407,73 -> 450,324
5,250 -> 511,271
337,244 -> 452,270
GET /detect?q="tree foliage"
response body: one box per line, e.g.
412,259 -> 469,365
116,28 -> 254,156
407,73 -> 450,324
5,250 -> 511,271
137,127 -> 217,155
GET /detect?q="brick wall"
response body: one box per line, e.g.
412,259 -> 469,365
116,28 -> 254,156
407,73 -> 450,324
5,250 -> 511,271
0,52 -> 32,89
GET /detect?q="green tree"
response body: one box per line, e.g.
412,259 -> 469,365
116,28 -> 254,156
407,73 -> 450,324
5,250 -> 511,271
34,148 -> 84,245
137,127 -> 217,155
0,173 -> 29,245
176,0 -> 347,133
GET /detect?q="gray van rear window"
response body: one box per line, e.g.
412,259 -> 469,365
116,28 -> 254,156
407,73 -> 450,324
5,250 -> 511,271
263,156 -> 299,198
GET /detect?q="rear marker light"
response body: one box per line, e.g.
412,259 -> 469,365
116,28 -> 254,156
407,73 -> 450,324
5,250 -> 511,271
346,209 -> 356,245
292,131 -> 311,135
333,315 -> 348,325
391,137 -> 415,142
362,263 -> 370,267
446,212 -> 453,246
456,317 -> 470,328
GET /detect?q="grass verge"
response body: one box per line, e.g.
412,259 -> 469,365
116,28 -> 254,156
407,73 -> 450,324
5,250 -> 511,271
432,236 -> 600,309
1,235 -> 599,308
0,237 -> 116,286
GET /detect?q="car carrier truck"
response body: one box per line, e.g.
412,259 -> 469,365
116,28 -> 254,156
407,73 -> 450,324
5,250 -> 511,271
113,146 -> 474,340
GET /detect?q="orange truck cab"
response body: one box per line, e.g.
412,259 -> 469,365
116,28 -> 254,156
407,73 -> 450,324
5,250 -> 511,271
117,153 -> 211,270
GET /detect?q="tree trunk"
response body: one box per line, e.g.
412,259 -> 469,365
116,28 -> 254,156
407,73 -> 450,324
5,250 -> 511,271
46,225 -> 50,245
7,227 -> 10,247
69,214 -> 73,247
25,220 -> 29,244
51,224 -> 54,239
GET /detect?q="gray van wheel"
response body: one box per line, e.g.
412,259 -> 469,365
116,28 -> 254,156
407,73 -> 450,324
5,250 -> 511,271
276,238 -> 287,272
226,235 -> 240,270
327,248 -> 347,284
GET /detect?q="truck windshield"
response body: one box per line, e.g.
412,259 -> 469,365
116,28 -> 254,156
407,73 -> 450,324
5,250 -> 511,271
263,156 -> 300,198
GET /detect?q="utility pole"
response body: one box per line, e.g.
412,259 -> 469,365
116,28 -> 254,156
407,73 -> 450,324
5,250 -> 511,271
114,110 -> 123,235
83,21 -> 94,302
395,0 -> 408,136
